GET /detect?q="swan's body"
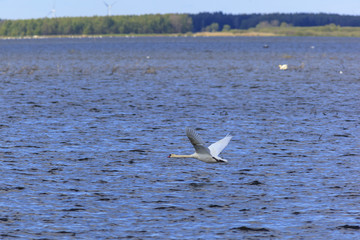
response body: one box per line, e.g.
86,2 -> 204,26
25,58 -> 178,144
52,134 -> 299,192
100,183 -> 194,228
168,127 -> 232,163
279,64 -> 288,70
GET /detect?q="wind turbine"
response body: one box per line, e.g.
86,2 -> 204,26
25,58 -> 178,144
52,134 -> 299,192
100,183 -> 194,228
103,1 -> 117,16
47,0 -> 56,18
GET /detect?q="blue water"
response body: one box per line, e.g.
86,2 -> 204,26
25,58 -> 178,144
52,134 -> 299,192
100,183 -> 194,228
1,36 -> 360,239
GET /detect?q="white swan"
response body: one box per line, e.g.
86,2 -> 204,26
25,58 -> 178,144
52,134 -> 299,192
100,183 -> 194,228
168,127 -> 232,163
279,64 -> 288,70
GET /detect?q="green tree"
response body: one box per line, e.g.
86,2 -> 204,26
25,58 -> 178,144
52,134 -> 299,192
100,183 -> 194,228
222,24 -> 231,31
205,22 -> 219,32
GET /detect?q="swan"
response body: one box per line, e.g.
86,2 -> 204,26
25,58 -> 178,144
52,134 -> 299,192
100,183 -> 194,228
168,127 -> 232,163
279,64 -> 288,70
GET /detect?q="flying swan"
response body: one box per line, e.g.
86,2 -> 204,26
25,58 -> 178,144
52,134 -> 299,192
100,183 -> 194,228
168,127 -> 233,163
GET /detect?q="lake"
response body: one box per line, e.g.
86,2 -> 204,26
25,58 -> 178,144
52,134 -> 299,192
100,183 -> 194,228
1,36 -> 360,239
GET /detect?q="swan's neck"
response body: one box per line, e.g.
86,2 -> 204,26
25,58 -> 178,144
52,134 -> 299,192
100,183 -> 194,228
170,154 -> 195,158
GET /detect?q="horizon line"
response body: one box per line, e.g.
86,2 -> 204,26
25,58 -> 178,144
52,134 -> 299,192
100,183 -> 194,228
2,11 -> 360,21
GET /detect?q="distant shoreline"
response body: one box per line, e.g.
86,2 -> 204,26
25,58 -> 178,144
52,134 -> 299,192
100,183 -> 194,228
2,13 -> 360,39
1,26 -> 360,39
0,32 -> 276,40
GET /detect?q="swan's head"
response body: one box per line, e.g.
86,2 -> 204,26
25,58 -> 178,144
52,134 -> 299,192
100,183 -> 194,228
168,154 -> 174,158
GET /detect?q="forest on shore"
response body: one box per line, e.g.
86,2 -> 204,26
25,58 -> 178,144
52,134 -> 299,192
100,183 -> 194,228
1,12 -> 360,37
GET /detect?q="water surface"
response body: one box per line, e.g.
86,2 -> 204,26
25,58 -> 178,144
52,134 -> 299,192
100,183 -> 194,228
1,37 -> 360,239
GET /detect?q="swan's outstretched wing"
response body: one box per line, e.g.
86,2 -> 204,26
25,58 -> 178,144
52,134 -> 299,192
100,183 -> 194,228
186,127 -> 210,154
208,134 -> 232,157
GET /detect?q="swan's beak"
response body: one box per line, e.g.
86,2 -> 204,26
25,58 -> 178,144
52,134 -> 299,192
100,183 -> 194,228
168,154 -> 172,158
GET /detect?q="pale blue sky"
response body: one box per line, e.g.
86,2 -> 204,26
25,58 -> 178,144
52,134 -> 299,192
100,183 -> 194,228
1,0 -> 360,20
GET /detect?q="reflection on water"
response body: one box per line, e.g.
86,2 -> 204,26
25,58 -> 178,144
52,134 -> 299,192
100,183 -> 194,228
1,37 -> 360,239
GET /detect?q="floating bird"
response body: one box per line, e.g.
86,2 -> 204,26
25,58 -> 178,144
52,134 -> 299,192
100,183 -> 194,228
279,64 -> 288,70
168,127 -> 232,163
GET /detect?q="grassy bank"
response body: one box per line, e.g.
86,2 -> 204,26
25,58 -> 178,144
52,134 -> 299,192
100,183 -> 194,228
1,25 -> 360,39
194,25 -> 360,37
193,24 -> 360,37
237,24 -> 360,37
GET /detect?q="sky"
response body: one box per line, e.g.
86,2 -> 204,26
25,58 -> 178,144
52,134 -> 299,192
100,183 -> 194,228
0,0 -> 360,20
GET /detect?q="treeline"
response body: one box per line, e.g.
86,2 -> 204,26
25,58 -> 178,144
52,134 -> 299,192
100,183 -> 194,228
1,12 -> 360,36
0,14 -> 192,36
191,12 -> 360,32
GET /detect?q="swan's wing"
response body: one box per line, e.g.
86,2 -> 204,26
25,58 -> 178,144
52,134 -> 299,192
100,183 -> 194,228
186,127 -> 210,154
208,134 -> 232,157
186,127 -> 206,145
